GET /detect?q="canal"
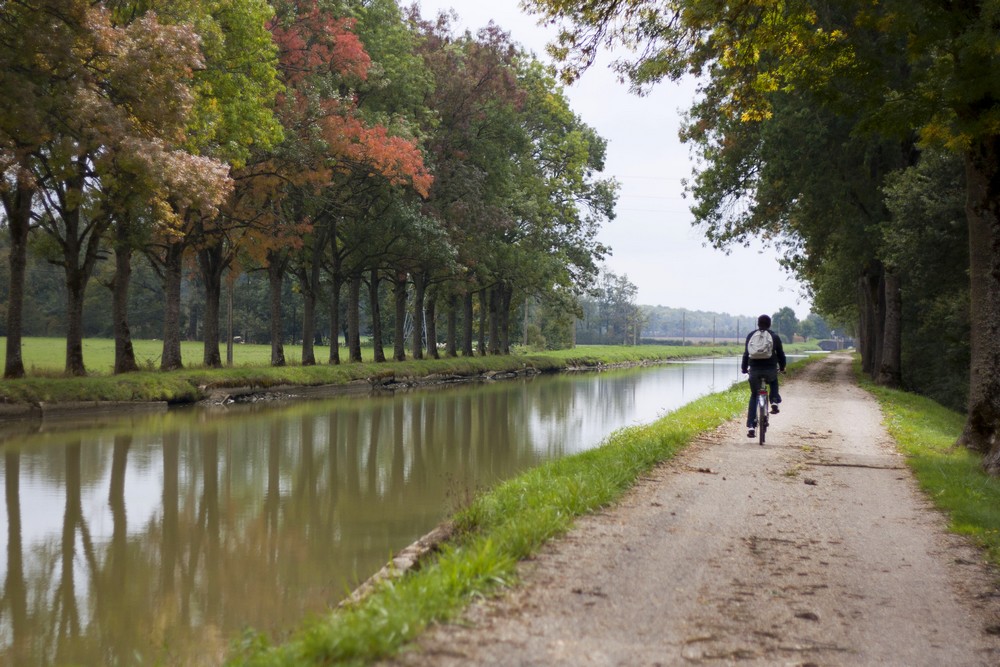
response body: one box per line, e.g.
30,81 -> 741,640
0,357 -> 741,665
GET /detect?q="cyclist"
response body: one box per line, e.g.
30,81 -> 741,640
742,314 -> 786,438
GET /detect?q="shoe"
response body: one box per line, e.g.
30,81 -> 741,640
770,404 -> 780,414
747,428 -> 755,438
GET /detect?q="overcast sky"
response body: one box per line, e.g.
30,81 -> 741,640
414,1 -> 813,320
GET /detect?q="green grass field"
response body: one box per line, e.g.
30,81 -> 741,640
5,337 -> 366,374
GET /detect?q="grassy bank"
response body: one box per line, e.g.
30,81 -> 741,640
857,362 -> 1000,566
0,337 -> 816,405
223,355 -> 817,666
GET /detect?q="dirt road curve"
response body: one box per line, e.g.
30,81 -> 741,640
386,353 -> 1000,666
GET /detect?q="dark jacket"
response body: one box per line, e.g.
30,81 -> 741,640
741,329 -> 786,373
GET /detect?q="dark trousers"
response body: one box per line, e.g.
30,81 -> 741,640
746,367 -> 780,427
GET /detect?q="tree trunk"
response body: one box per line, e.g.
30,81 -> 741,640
64,267 -> 87,376
523,297 -> 530,347
1,167 -> 33,379
446,293 -> 458,357
462,291 -> 474,356
297,236 -> 325,366
426,292 -> 439,359
488,286 -> 500,355
499,283 -> 512,355
370,268 -> 386,362
203,276 -> 222,368
874,269 -> 886,379
959,136 -> 1000,474
478,288 -> 487,355
160,241 -> 185,370
55,157 -> 111,377
877,270 -> 902,387
301,285 -> 317,366
857,277 -> 871,374
348,274 -> 362,363
198,242 -> 225,368
857,268 -> 882,378
393,271 -> 407,361
328,272 -> 342,365
412,272 -> 426,360
111,220 -> 139,374
267,250 -> 286,367
60,192 -> 92,377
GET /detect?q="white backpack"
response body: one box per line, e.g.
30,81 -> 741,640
747,329 -> 774,359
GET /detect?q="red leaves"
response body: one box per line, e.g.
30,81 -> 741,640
320,113 -> 432,197
268,1 -> 371,87
266,0 -> 431,198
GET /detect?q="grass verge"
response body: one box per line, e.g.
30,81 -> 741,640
855,360 -> 1000,566
225,356 -> 818,666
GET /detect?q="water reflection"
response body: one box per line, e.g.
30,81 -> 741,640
0,357 -> 739,665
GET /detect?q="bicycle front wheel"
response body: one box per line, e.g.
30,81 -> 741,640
758,400 -> 768,445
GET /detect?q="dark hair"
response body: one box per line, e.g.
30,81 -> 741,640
757,314 -> 771,330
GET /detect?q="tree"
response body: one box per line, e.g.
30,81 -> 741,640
411,12 -> 614,357
771,307 -> 798,343
18,5 -> 214,375
411,13 -> 526,356
261,0 -> 431,366
505,57 -> 615,348
139,0 -> 282,371
883,149 -> 969,409
0,163 -> 35,379
0,0 -> 73,378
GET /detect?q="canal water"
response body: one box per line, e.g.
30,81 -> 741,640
0,357 -> 741,665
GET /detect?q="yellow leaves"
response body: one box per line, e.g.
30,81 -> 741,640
918,120 -> 972,154
740,107 -> 773,123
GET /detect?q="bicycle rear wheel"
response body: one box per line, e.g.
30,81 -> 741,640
758,400 -> 767,445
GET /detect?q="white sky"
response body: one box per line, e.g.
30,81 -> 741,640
413,1 -> 813,319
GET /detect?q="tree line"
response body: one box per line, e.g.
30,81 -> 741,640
640,306 -> 831,344
525,1 -> 998,471
0,0 -> 616,376
571,268 -> 833,346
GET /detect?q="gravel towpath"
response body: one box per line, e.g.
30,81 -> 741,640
385,353 -> 1000,666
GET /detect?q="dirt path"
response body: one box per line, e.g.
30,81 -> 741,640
385,353 -> 1000,666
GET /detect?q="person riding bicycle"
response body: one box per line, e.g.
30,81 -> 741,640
742,314 -> 786,438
